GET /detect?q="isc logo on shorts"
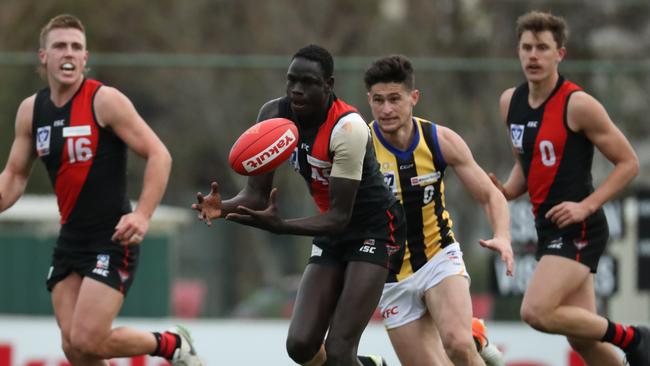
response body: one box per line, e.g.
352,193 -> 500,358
92,268 -> 109,277
359,245 -> 376,254
360,239 -> 376,254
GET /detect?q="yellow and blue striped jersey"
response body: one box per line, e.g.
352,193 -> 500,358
370,117 -> 456,282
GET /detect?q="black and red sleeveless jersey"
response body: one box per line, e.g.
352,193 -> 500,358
507,75 -> 605,232
278,95 -> 397,238
32,79 -> 131,238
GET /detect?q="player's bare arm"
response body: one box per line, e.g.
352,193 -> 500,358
192,99 -> 282,225
545,91 -> 639,228
226,176 -> 359,235
226,112 -> 365,236
490,87 -> 528,201
438,125 -> 514,276
0,96 -> 37,212
94,86 -> 172,244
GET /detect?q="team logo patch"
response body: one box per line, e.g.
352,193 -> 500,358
363,239 -> 376,246
118,269 -> 130,283
446,249 -> 463,266
510,124 -> 525,153
289,148 -> 300,172
386,243 -> 401,256
574,239 -> 588,251
383,172 -> 397,194
96,254 -> 110,269
36,126 -> 51,156
92,254 -> 110,277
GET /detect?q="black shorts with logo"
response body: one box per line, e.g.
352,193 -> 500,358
535,209 -> 608,273
309,203 -> 406,274
46,233 -> 140,295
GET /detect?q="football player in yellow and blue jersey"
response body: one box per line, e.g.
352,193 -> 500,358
364,55 -> 514,366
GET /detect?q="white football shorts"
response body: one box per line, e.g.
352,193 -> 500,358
379,242 -> 470,330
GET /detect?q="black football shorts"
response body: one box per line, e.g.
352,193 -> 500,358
46,234 -> 140,295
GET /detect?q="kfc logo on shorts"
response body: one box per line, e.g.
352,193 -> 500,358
382,306 -> 399,319
510,124 -> 525,153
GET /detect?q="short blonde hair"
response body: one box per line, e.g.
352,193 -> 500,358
516,11 -> 568,48
39,14 -> 85,48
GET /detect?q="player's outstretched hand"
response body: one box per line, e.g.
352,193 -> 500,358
225,188 -> 285,234
192,181 -> 222,226
479,237 -> 515,276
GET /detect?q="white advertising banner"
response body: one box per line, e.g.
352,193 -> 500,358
0,316 -> 615,366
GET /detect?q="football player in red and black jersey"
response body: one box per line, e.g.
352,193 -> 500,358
490,11 -> 648,365
193,44 -> 406,366
0,14 -> 201,366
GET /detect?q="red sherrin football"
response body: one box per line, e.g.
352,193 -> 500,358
228,118 -> 299,175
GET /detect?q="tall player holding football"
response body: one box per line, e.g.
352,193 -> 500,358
193,44 -> 405,366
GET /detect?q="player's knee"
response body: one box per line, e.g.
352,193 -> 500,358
520,302 -> 549,331
60,334 -> 77,360
441,333 -> 476,363
286,335 -> 321,364
69,329 -> 105,359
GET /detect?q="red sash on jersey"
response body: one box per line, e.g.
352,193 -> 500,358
527,80 -> 581,215
55,79 -> 102,224
308,99 -> 357,212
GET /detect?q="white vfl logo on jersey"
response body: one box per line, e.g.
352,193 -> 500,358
242,129 -> 296,173
36,126 -> 51,156
383,171 -> 397,194
510,124 -> 525,153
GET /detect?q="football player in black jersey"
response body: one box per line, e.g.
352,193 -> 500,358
194,45 -> 405,366
0,14 -> 201,366
490,11 -> 647,365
